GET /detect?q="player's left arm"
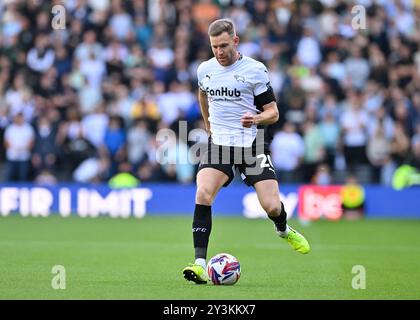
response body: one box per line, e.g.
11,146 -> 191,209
241,64 -> 279,128
241,101 -> 278,128
254,101 -> 279,125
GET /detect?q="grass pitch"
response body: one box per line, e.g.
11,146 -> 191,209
0,215 -> 419,300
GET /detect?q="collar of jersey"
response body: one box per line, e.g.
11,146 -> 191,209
219,52 -> 243,70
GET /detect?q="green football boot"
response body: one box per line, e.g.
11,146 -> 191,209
276,225 -> 311,254
182,263 -> 208,284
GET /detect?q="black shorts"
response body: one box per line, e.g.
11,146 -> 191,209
198,138 -> 277,187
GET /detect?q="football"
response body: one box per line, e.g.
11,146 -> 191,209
207,253 -> 241,285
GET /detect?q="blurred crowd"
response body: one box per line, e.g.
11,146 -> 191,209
0,0 -> 419,186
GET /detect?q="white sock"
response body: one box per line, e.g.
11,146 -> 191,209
195,258 -> 206,269
278,225 -> 290,238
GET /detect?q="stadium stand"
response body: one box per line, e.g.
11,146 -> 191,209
0,0 -> 419,185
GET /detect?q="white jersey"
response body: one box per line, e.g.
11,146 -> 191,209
197,54 -> 272,147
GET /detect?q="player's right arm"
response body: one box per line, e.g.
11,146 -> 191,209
197,62 -> 211,136
198,89 -> 211,136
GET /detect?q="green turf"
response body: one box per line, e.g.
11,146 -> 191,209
0,215 -> 419,300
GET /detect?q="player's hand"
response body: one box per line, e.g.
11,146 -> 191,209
241,112 -> 255,128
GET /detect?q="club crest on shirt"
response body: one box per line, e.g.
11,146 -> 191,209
234,75 -> 245,83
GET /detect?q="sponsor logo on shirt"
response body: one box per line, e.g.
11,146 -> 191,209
205,87 -> 241,97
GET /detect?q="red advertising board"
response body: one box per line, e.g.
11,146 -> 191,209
298,185 -> 343,220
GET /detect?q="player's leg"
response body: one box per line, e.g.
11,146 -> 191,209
254,179 -> 310,254
253,179 -> 285,229
183,167 -> 229,284
194,167 -> 228,263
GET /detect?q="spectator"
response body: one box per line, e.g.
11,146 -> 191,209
410,92 -> 420,129
311,163 -> 332,185
134,15 -> 153,51
3,112 -> 34,182
296,26 -> 321,68
341,175 -> 365,220
107,1 -> 134,41
323,51 -> 347,85
108,161 -> 139,189
79,51 -> 106,89
73,155 -> 110,184
367,123 -> 392,184
156,130 -> 194,184
127,118 -> 151,169
192,0 -> 220,34
54,44 -> 73,78
32,115 -> 58,175
35,169 -> 58,185
100,115 -> 126,178
364,80 -> 385,115
340,90 -> 369,173
57,108 -> 95,177
147,40 -> 175,85
390,122 -> 411,167
412,122 -> 420,151
319,94 -> 341,121
130,93 -> 161,121
0,106 -> 9,161
81,104 -> 109,148
319,110 -> 340,170
271,122 -> 304,183
410,139 -> 420,170
345,46 -> 370,90
302,120 -> 325,182
74,29 -> 104,62
281,75 -> 306,127
367,106 -> 395,141
104,39 -> 129,75
111,84 -> 136,122
5,72 -> 35,121
26,33 -> 55,75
